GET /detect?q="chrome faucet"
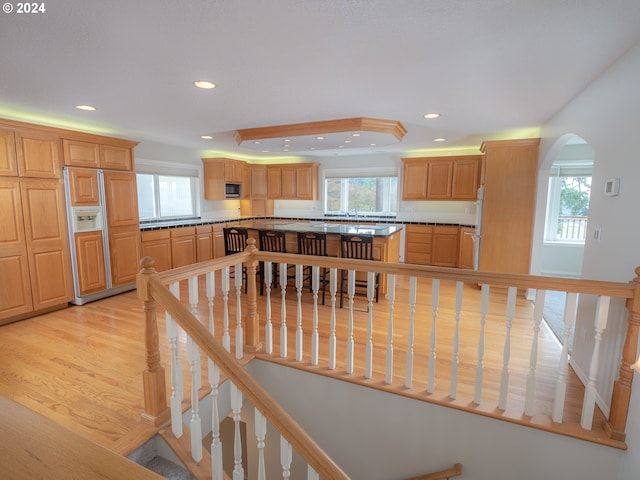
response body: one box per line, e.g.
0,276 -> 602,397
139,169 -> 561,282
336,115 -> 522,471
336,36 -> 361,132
352,208 -> 358,219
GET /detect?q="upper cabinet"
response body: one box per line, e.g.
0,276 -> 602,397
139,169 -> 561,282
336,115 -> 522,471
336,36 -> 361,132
402,155 -> 481,201
267,163 -> 319,200
224,159 -> 244,183
202,158 -> 248,200
63,139 -> 134,171
0,127 -> 18,176
15,130 -> 62,178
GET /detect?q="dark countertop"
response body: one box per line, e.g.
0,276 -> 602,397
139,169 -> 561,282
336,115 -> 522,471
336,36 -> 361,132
235,220 -> 403,238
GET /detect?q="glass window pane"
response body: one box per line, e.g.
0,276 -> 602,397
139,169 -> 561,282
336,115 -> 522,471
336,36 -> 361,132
326,178 -> 342,212
325,175 -> 397,215
136,174 -> 156,219
158,176 -> 194,217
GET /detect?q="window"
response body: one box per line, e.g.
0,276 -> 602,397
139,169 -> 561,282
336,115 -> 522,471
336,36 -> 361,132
544,164 -> 592,243
137,173 -> 199,221
324,169 -> 398,216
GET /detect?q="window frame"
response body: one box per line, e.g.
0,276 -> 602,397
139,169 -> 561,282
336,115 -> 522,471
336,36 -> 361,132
323,167 -> 399,217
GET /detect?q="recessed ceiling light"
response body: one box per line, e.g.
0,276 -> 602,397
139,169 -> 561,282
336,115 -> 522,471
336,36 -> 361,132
316,136 -> 325,140
370,143 -> 377,146
338,145 -> 345,148
344,140 -> 352,144
433,138 -> 446,142
309,147 -> 316,150
75,105 -> 96,111
193,80 -> 216,89
284,139 -> 291,142
253,141 -> 261,145
352,133 -> 361,137
201,135 -> 213,140
424,113 -> 441,119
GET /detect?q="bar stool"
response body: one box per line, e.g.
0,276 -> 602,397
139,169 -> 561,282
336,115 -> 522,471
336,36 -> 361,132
258,229 -> 295,293
297,231 -> 330,305
339,233 -> 379,308
223,226 -> 249,291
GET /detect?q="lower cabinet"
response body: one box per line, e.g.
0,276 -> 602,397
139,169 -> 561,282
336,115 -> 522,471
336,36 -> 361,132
196,225 -> 213,262
170,227 -> 196,268
109,227 -> 141,286
405,224 -> 433,265
431,226 -> 460,267
458,227 -> 475,269
74,231 -> 107,295
141,230 -> 172,272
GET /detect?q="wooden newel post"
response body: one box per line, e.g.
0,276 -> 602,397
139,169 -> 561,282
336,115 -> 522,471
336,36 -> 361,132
605,266 -> 640,442
244,239 -> 262,352
137,257 -> 169,426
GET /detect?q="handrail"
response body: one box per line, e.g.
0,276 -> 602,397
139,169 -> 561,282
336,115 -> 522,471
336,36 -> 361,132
138,257 -> 350,480
405,463 -> 463,480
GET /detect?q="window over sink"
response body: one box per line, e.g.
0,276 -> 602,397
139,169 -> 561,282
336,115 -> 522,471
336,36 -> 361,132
324,167 -> 398,217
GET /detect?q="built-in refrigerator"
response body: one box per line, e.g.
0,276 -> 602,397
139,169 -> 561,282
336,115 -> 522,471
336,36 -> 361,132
63,167 -> 138,305
472,185 -> 484,270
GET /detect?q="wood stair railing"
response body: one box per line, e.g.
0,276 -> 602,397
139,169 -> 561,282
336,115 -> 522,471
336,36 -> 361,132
405,463 -> 463,480
139,253 -> 350,479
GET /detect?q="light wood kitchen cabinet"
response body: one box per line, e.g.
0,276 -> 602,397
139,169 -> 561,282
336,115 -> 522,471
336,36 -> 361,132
196,225 -> 214,262
479,138 -> 539,275
224,160 -> 244,183
451,156 -> 481,199
67,167 -> 100,206
267,165 -> 282,199
213,224 -> 226,258
241,164 -> 274,216
100,144 -> 132,171
458,227 -> 475,269
63,139 -> 134,171
402,155 -> 481,201
431,226 -> 460,267
171,226 -> 196,268
0,178 -> 33,321
63,140 -> 100,168
250,164 -> 268,199
267,163 -> 319,200
404,224 -> 433,265
103,170 -> 141,286
141,229 -> 172,272
402,161 -> 429,200
281,166 -> 297,198
15,130 -> 61,179
0,127 -> 18,176
20,178 -> 74,311
74,231 -> 107,295
426,159 -> 453,199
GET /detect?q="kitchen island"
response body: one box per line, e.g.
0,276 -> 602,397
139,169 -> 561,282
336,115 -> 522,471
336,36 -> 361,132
234,220 -> 402,296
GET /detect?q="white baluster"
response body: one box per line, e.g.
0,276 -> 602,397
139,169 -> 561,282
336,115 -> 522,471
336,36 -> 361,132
187,335 -> 202,462
231,383 -> 245,480
296,264 -> 304,362
525,289 -> 545,416
188,276 -> 202,391
307,465 -> 320,480
280,435 -> 292,480
385,274 -> 396,385
206,271 -> 215,337
222,266 -> 231,352
346,270 -> 356,374
499,286 -> 517,410
329,268 -> 338,370
450,281 -> 463,399
427,278 -> 440,394
234,263 -> 243,360
264,261 -> 273,355
255,408 -> 267,480
167,282 -> 183,438
553,292 -> 579,423
405,277 -> 417,388
581,295 -> 611,429
311,266 -> 320,366
365,271 -> 375,379
280,262 -> 288,358
474,284 -> 490,405
209,361 -> 223,480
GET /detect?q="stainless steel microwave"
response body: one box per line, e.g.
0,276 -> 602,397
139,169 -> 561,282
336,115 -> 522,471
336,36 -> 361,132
225,183 -> 241,198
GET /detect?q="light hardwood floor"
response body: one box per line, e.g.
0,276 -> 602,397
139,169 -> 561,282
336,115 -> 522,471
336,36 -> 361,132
0,274 -> 621,460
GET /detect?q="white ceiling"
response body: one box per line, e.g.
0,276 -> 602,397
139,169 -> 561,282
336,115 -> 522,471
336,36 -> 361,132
1,0 -> 640,159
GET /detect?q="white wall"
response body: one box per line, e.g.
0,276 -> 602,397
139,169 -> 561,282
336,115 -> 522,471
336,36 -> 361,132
533,40 -> 640,478
249,360 -> 624,480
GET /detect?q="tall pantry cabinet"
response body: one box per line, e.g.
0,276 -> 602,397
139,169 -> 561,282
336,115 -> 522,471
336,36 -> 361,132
478,138 -> 540,274
0,125 -> 73,324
